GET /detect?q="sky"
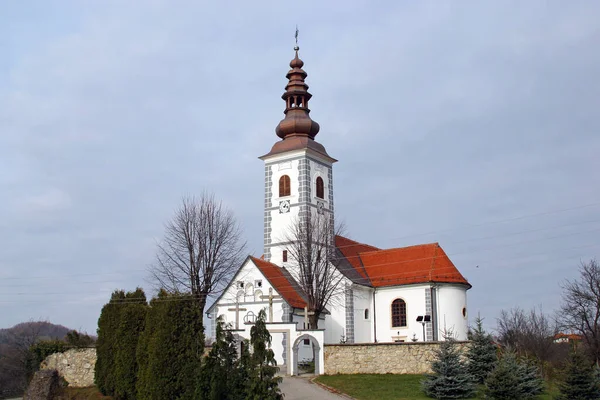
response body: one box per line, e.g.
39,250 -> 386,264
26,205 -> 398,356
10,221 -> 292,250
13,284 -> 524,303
1,1 -> 599,336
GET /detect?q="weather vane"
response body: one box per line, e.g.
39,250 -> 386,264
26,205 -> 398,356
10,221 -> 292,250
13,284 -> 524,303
294,25 -> 299,50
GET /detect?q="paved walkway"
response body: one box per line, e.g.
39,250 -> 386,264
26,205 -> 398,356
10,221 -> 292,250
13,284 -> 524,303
280,376 -> 346,400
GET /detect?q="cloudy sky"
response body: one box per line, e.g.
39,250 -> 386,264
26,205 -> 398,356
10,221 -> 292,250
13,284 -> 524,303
1,1 -> 599,335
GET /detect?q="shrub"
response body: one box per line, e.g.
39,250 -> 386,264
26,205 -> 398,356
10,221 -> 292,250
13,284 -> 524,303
25,340 -> 68,382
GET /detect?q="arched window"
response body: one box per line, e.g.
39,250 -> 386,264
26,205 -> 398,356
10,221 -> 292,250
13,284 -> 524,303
279,175 -> 290,197
364,309 -> 369,320
254,290 -> 263,302
391,299 -> 407,327
316,177 -> 324,199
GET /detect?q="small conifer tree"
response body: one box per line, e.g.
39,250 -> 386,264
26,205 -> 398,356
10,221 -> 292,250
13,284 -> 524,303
485,350 -> 543,400
247,309 -> 283,400
557,350 -> 600,400
466,315 -> 498,383
197,316 -> 243,400
422,330 -> 477,399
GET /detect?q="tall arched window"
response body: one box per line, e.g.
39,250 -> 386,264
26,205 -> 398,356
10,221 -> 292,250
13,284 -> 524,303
391,299 -> 407,327
279,175 -> 290,197
316,177 -> 324,199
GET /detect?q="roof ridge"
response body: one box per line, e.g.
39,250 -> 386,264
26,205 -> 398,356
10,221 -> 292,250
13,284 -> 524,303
250,255 -> 280,268
359,242 -> 440,255
335,234 -> 380,250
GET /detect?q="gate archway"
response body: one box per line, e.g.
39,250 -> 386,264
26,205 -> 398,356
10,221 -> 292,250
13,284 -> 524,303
291,334 -> 322,375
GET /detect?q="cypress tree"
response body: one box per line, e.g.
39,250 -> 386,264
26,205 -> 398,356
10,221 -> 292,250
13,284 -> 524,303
114,288 -> 147,400
135,290 -> 204,400
247,309 -> 283,400
466,315 -> 498,383
95,290 -> 126,396
421,331 -> 477,399
557,350 -> 600,400
197,316 -> 244,400
485,351 -> 543,400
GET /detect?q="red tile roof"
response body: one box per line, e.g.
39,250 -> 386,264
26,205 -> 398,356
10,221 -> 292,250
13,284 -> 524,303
554,333 -> 583,341
250,256 -> 307,309
335,236 -> 379,281
335,235 -> 470,288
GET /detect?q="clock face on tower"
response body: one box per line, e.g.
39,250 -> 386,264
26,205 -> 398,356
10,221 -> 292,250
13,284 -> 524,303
317,201 -> 324,215
279,200 -> 290,214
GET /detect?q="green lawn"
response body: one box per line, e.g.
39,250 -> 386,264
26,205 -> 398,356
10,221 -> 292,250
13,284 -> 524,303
315,374 -> 559,400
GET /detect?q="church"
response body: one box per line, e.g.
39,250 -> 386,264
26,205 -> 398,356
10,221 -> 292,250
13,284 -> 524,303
207,45 -> 471,375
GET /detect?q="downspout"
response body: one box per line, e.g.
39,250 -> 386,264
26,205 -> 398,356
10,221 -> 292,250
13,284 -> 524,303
373,288 -> 377,343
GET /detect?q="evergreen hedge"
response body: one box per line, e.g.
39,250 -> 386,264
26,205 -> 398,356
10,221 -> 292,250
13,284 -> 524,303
135,290 -> 204,400
95,290 -> 126,396
114,289 -> 147,400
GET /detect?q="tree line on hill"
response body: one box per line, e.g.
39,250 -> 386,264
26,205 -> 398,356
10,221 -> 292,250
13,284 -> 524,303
422,258 -> 600,399
95,288 -> 283,400
0,321 -> 94,399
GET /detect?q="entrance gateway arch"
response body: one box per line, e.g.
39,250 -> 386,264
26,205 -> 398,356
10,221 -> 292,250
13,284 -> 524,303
291,332 -> 324,375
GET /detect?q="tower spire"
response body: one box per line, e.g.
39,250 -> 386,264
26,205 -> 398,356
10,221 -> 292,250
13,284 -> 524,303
274,44 -> 320,140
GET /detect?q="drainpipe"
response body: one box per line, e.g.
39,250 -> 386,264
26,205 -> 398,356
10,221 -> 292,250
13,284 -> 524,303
373,288 -> 377,343
431,285 -> 438,341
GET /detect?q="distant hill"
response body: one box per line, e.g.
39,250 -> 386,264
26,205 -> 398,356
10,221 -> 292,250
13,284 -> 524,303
0,321 -> 82,399
0,321 -> 72,346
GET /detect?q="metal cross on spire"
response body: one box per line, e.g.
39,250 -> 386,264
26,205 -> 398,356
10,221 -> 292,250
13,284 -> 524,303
295,25 -> 299,50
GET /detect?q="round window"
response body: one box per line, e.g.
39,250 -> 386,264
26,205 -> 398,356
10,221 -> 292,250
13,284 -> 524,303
462,307 -> 467,318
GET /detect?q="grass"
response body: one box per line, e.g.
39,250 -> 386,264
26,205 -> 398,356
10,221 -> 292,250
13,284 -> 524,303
55,386 -> 113,400
315,374 -> 559,400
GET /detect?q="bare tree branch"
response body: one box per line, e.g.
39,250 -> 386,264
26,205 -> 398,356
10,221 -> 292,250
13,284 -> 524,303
282,212 -> 346,329
558,258 -> 600,365
149,193 -> 247,313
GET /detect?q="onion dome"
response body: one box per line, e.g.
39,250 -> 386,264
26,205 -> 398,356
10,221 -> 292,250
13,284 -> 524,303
275,46 -> 320,140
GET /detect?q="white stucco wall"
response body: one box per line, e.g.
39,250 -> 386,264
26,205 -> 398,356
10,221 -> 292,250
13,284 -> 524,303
353,285 -> 374,343
435,285 -> 469,340
373,283 -> 469,342
374,285 -> 428,342
210,258 -> 289,332
264,149 -> 334,265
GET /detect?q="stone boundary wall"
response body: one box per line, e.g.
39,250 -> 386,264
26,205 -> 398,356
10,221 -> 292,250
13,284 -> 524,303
324,341 -> 470,375
41,347 -> 97,387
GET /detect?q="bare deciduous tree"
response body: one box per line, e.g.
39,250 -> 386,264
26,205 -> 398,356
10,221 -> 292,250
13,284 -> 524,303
496,306 -> 557,376
559,258 -> 600,365
283,213 -> 345,329
150,193 -> 246,313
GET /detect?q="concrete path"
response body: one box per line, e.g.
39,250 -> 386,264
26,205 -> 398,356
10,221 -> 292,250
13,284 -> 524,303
280,376 -> 346,400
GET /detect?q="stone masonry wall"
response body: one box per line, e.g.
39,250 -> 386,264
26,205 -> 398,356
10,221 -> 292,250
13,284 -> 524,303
324,341 -> 470,375
41,348 -> 96,387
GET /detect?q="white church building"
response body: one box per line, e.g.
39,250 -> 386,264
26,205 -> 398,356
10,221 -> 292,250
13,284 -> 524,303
207,46 -> 471,375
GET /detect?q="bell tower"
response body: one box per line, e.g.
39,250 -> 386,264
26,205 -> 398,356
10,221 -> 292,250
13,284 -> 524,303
259,45 -> 337,264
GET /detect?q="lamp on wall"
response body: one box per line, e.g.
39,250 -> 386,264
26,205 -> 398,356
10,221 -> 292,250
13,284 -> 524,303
416,315 -> 431,341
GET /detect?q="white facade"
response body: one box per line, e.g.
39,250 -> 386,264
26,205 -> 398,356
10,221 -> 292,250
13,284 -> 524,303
207,49 -> 472,376
261,148 -> 334,266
